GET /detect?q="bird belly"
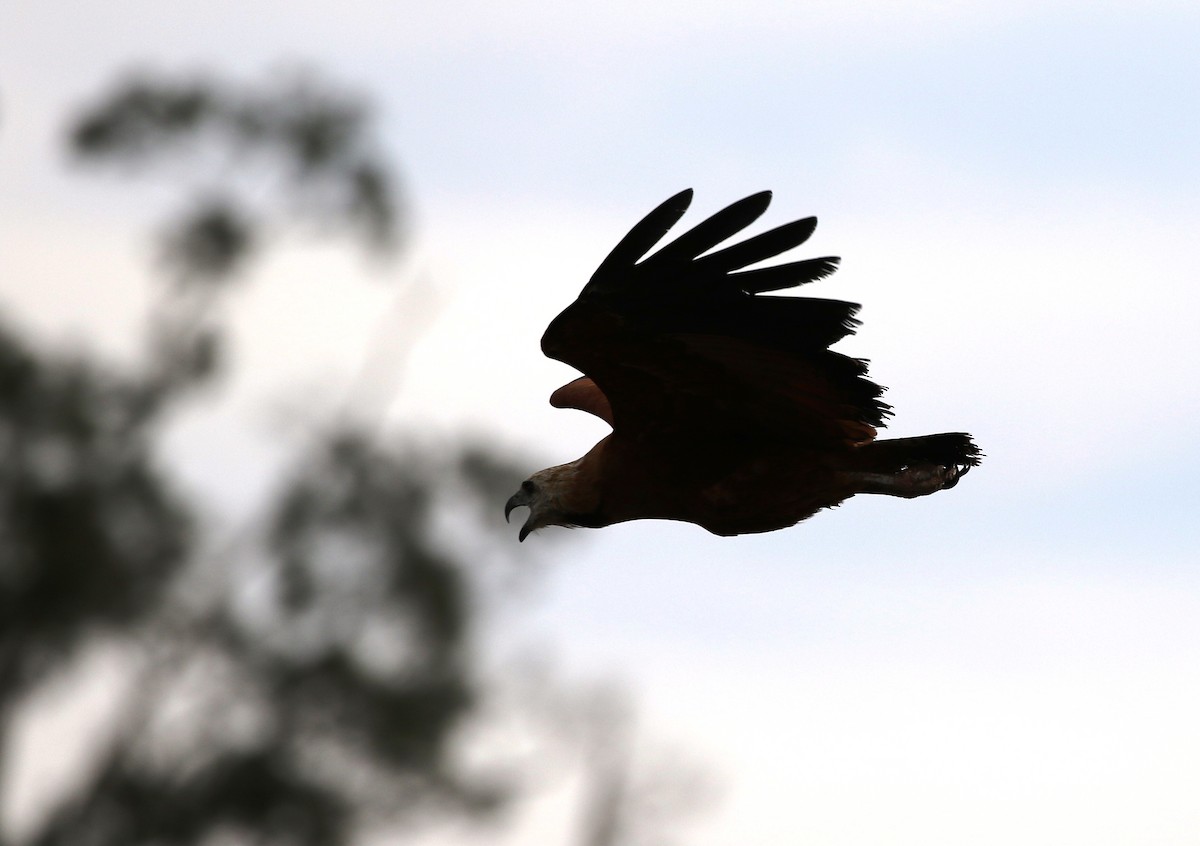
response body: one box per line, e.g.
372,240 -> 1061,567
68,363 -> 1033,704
654,454 -> 852,536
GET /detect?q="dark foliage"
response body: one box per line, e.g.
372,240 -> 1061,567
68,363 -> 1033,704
70,69 -> 400,287
30,747 -> 350,846
23,432 -> 520,846
0,321 -> 190,696
161,198 -> 256,280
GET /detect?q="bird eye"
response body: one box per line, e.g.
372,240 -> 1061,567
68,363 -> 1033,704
522,480 -> 535,493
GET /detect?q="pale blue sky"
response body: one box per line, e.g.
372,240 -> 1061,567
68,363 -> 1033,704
2,2 -> 1199,843
367,5 -> 1200,206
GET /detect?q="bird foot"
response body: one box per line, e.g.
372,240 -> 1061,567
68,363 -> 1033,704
854,462 -> 970,499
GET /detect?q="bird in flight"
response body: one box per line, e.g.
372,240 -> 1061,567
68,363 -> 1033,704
506,190 -> 981,541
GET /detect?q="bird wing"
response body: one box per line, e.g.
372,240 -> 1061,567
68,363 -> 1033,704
540,189 -> 890,451
549,375 -> 614,426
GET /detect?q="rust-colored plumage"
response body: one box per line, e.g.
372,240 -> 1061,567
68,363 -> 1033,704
505,190 -> 981,540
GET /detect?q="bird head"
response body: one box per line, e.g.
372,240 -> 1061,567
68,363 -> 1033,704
505,462 -> 594,542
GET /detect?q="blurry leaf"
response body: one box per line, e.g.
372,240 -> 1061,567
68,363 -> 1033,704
70,76 -> 216,160
28,747 -> 349,846
69,68 -> 403,275
273,87 -> 363,172
347,162 -> 397,249
161,198 -> 254,282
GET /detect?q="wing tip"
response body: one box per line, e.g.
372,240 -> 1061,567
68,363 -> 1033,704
739,189 -> 774,218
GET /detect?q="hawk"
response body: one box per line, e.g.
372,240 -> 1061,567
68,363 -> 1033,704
506,190 -> 980,540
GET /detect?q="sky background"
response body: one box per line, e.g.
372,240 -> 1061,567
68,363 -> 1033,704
3,1 -> 1199,844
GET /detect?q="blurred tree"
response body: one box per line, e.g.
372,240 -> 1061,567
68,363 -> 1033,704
0,69 -> 523,846
21,433 -> 516,846
0,320 -> 192,817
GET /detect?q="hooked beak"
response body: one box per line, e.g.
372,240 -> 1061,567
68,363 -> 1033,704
504,488 -> 533,542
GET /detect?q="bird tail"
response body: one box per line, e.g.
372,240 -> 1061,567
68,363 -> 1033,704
850,433 -> 982,498
862,433 -> 982,472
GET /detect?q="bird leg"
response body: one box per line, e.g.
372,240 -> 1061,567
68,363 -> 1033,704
852,463 -> 969,499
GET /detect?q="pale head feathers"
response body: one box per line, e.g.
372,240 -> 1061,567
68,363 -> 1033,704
506,457 -> 602,541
